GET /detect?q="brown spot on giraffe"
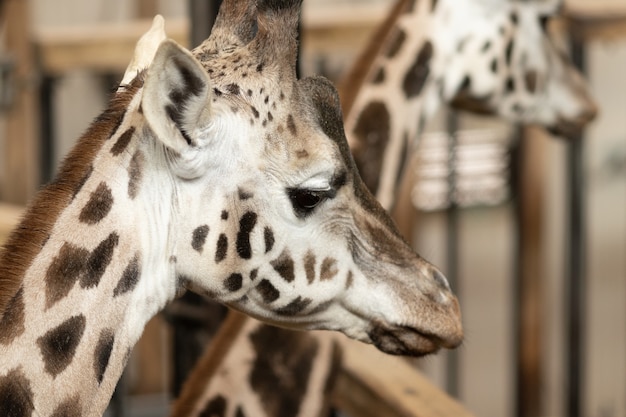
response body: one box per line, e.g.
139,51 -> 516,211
113,254 -> 141,297
505,39 -> 514,66
110,126 -> 135,156
128,149 -> 145,199
81,232 -> 120,289
403,40 -> 433,99
249,325 -> 319,417
372,67 -> 386,84
345,271 -> 354,289
94,329 -> 115,384
255,279 -> 280,304
192,225 -> 210,253
238,188 -> 254,200
0,287 -> 25,345
386,28 -> 406,58
352,101 -> 390,194
286,114 -> 297,136
271,249 -> 295,283
0,368 -> 34,417
276,296 -> 312,316
505,77 -> 515,93
51,395 -> 82,417
215,233 -> 228,263
45,242 -> 89,308
200,395 -> 227,417
304,251 -> 316,284
79,181 -> 114,225
224,273 -> 243,292
264,227 -> 274,253
320,257 -> 338,281
491,57 -> 499,74
525,70 -> 538,93
225,83 -> 241,95
37,315 -> 87,377
236,211 -> 257,259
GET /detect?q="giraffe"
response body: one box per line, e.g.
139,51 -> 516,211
169,0 -> 598,416
0,1 -> 464,416
344,0 -> 597,210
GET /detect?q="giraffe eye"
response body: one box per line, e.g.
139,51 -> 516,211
288,188 -> 331,217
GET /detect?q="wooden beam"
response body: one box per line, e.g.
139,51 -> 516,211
565,0 -> 626,40
333,337 -> 476,417
136,0 -> 158,19
2,0 -> 40,204
33,18 -> 189,75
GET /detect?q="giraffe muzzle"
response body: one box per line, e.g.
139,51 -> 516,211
367,314 -> 463,357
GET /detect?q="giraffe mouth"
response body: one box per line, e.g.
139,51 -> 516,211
367,322 -> 461,357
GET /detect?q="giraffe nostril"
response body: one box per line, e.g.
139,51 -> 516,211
432,269 -> 451,291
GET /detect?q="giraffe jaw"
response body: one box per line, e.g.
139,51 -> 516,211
366,320 -> 463,357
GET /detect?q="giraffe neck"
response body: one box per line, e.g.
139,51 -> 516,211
0,79 -> 178,417
173,313 -> 341,417
342,0 -> 439,210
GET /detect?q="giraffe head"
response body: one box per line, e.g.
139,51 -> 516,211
137,0 -> 462,356
431,0 -> 597,136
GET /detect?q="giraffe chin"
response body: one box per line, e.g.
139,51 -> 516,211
367,323 -> 455,357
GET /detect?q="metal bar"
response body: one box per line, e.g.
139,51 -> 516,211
565,37 -> 587,417
445,109 -> 460,398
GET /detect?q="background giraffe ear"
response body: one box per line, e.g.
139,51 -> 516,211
142,39 -> 213,153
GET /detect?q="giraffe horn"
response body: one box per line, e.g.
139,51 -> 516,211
251,0 -> 302,75
194,0 -> 258,56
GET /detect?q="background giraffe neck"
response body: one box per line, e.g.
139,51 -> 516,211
339,0 -> 419,115
341,0 -> 438,209
0,78 -> 177,417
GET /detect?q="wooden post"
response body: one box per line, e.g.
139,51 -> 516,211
136,0 -> 158,19
2,0 -> 40,204
513,126 -> 546,417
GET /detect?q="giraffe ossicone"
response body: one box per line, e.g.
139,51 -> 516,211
0,0 -> 461,415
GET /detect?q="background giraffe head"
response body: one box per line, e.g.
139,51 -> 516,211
431,0 -> 597,136
138,0 -> 462,356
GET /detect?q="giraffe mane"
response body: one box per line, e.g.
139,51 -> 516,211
0,76 -> 145,315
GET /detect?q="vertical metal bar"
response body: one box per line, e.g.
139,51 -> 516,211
565,37 -> 587,417
445,109 -> 460,397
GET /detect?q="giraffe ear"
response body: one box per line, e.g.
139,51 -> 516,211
142,39 -> 213,153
